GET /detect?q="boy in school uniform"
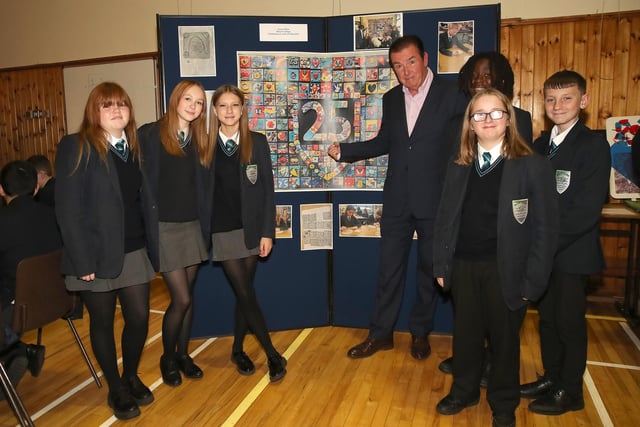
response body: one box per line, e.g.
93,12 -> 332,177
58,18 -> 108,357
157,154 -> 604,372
520,70 -> 611,415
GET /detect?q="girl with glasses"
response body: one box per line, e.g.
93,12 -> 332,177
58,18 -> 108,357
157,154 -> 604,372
433,88 -> 558,427
55,82 -> 158,420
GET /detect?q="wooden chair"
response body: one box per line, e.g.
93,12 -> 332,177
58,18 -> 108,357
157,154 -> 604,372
12,250 -> 102,388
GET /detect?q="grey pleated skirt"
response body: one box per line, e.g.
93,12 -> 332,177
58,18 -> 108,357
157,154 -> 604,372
158,220 -> 208,272
211,228 -> 259,262
65,247 -> 156,292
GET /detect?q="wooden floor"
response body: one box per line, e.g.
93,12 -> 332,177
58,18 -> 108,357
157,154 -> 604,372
2,278 -> 640,427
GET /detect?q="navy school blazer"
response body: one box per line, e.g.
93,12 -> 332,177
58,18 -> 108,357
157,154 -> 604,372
433,153 -> 559,310
532,120 -> 611,274
55,134 -> 159,278
200,131 -> 275,251
138,120 -> 209,254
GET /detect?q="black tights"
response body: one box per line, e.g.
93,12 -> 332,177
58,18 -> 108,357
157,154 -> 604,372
81,284 -> 149,391
161,265 -> 198,357
221,256 -> 277,359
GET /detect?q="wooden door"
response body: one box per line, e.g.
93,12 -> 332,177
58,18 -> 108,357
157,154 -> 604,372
0,66 -> 66,168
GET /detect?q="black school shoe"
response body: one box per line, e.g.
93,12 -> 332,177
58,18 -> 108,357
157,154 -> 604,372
436,394 -> 480,415
268,355 -> 287,382
520,375 -> 554,399
528,388 -> 584,415
178,354 -> 203,379
438,357 -> 453,374
160,354 -> 182,386
107,386 -> 140,420
231,351 -> 256,376
124,375 -> 154,406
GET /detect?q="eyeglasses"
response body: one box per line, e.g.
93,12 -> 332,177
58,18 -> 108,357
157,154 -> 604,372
470,110 -> 508,122
100,100 -> 129,110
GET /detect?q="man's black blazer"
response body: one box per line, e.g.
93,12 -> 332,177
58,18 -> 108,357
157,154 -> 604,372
339,76 -> 466,220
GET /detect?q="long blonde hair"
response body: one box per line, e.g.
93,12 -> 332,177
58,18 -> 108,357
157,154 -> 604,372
456,88 -> 532,166
77,82 -> 139,168
160,80 -> 211,167
208,84 -> 253,165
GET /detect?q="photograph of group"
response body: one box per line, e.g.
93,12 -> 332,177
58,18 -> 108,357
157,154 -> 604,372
338,203 -> 382,237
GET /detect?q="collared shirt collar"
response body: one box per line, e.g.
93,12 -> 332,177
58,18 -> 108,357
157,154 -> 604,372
106,132 -> 128,148
219,130 -> 240,145
477,140 -> 503,166
549,118 -> 579,147
403,67 -> 434,136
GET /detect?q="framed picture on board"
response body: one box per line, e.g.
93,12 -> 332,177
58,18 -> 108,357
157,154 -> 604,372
607,115 -> 640,199
353,13 -> 403,51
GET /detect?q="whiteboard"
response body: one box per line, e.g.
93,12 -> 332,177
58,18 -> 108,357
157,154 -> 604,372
63,59 -> 159,133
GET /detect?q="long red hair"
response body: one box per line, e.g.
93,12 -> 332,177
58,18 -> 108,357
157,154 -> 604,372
76,82 -> 139,168
160,80 -> 211,167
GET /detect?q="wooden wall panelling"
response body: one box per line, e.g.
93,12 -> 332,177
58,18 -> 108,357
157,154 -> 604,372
501,11 -> 640,137
559,21 -> 575,71
0,66 -> 65,168
572,20 -> 589,93
0,72 -> 16,165
520,25 -> 538,132
545,23 -> 562,78
612,16 -> 631,118
630,15 -> 640,116
585,17 -> 603,130
598,17 -> 616,129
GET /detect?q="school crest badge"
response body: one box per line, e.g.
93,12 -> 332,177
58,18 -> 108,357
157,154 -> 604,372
512,199 -> 528,224
245,164 -> 258,184
555,170 -> 571,194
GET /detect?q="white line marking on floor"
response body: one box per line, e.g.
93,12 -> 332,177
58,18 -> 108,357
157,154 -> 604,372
584,368 -> 614,427
587,360 -> 640,371
620,321 -> 640,351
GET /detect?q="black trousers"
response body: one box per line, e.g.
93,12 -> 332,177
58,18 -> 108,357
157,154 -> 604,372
450,258 -> 526,415
537,270 -> 588,397
369,211 -> 438,340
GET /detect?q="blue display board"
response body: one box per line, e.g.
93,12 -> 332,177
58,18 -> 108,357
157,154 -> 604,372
157,4 -> 500,338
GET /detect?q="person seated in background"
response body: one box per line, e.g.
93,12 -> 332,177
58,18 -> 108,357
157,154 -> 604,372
0,160 -> 62,398
361,208 -> 375,225
373,209 -> 383,226
340,205 -> 361,230
27,154 -> 56,208
27,154 -> 84,319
